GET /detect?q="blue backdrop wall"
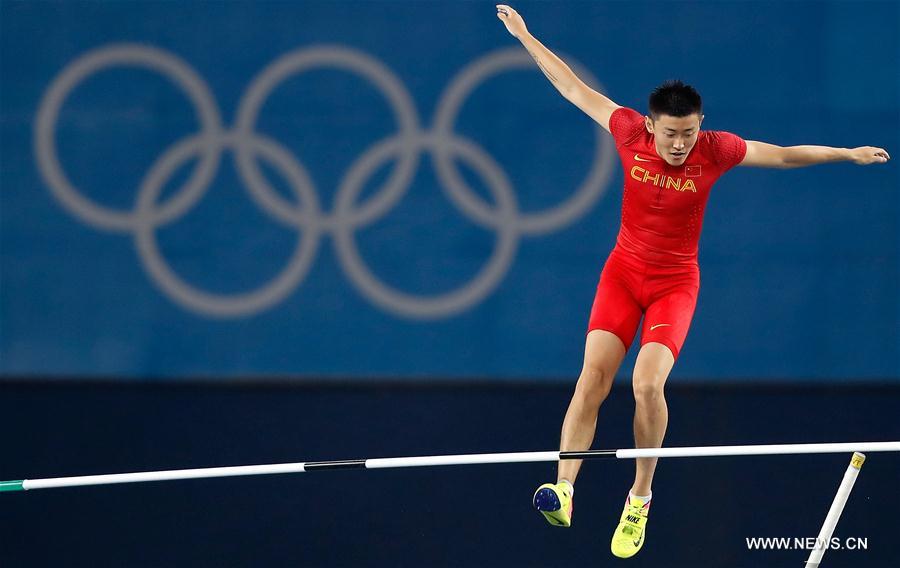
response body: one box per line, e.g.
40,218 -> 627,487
2,1 -> 898,380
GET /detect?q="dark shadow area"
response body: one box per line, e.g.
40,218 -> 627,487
1,379 -> 898,567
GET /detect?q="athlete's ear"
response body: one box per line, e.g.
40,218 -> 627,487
644,115 -> 654,134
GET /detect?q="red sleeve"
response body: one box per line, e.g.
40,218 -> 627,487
609,107 -> 645,145
707,131 -> 747,171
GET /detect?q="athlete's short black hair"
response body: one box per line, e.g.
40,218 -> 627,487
648,80 -> 702,119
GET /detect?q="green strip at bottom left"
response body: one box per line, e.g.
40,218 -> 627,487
0,480 -> 24,492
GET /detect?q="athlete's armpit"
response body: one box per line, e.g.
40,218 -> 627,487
565,83 -> 621,133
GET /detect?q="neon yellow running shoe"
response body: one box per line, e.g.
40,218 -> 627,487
532,482 -> 573,527
611,494 -> 650,558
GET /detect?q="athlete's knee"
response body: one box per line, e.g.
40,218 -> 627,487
632,372 -> 666,404
575,366 -> 613,406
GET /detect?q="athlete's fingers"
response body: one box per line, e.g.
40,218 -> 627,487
857,146 -> 889,164
495,4 -> 525,37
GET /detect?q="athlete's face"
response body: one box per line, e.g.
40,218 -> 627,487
645,113 -> 703,166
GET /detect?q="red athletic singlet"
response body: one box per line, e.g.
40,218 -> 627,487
587,107 -> 746,360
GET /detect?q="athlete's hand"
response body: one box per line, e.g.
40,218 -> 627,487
850,146 -> 891,165
496,5 -> 527,39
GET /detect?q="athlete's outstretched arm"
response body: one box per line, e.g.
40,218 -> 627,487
496,4 -> 620,132
739,141 -> 890,168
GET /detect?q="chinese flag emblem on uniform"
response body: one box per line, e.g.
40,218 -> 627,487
685,165 -> 702,177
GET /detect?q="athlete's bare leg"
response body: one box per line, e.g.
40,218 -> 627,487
557,329 -> 627,485
630,341 -> 675,496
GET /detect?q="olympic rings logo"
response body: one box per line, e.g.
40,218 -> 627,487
35,44 -> 614,319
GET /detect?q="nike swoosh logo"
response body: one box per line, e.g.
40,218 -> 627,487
634,154 -> 653,162
650,324 -> 671,331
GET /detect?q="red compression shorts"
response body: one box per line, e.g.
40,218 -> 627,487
587,248 -> 700,361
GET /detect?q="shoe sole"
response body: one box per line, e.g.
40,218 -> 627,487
533,487 -> 561,511
533,487 -> 569,527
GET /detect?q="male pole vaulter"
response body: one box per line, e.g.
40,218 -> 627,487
495,4 -> 890,559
